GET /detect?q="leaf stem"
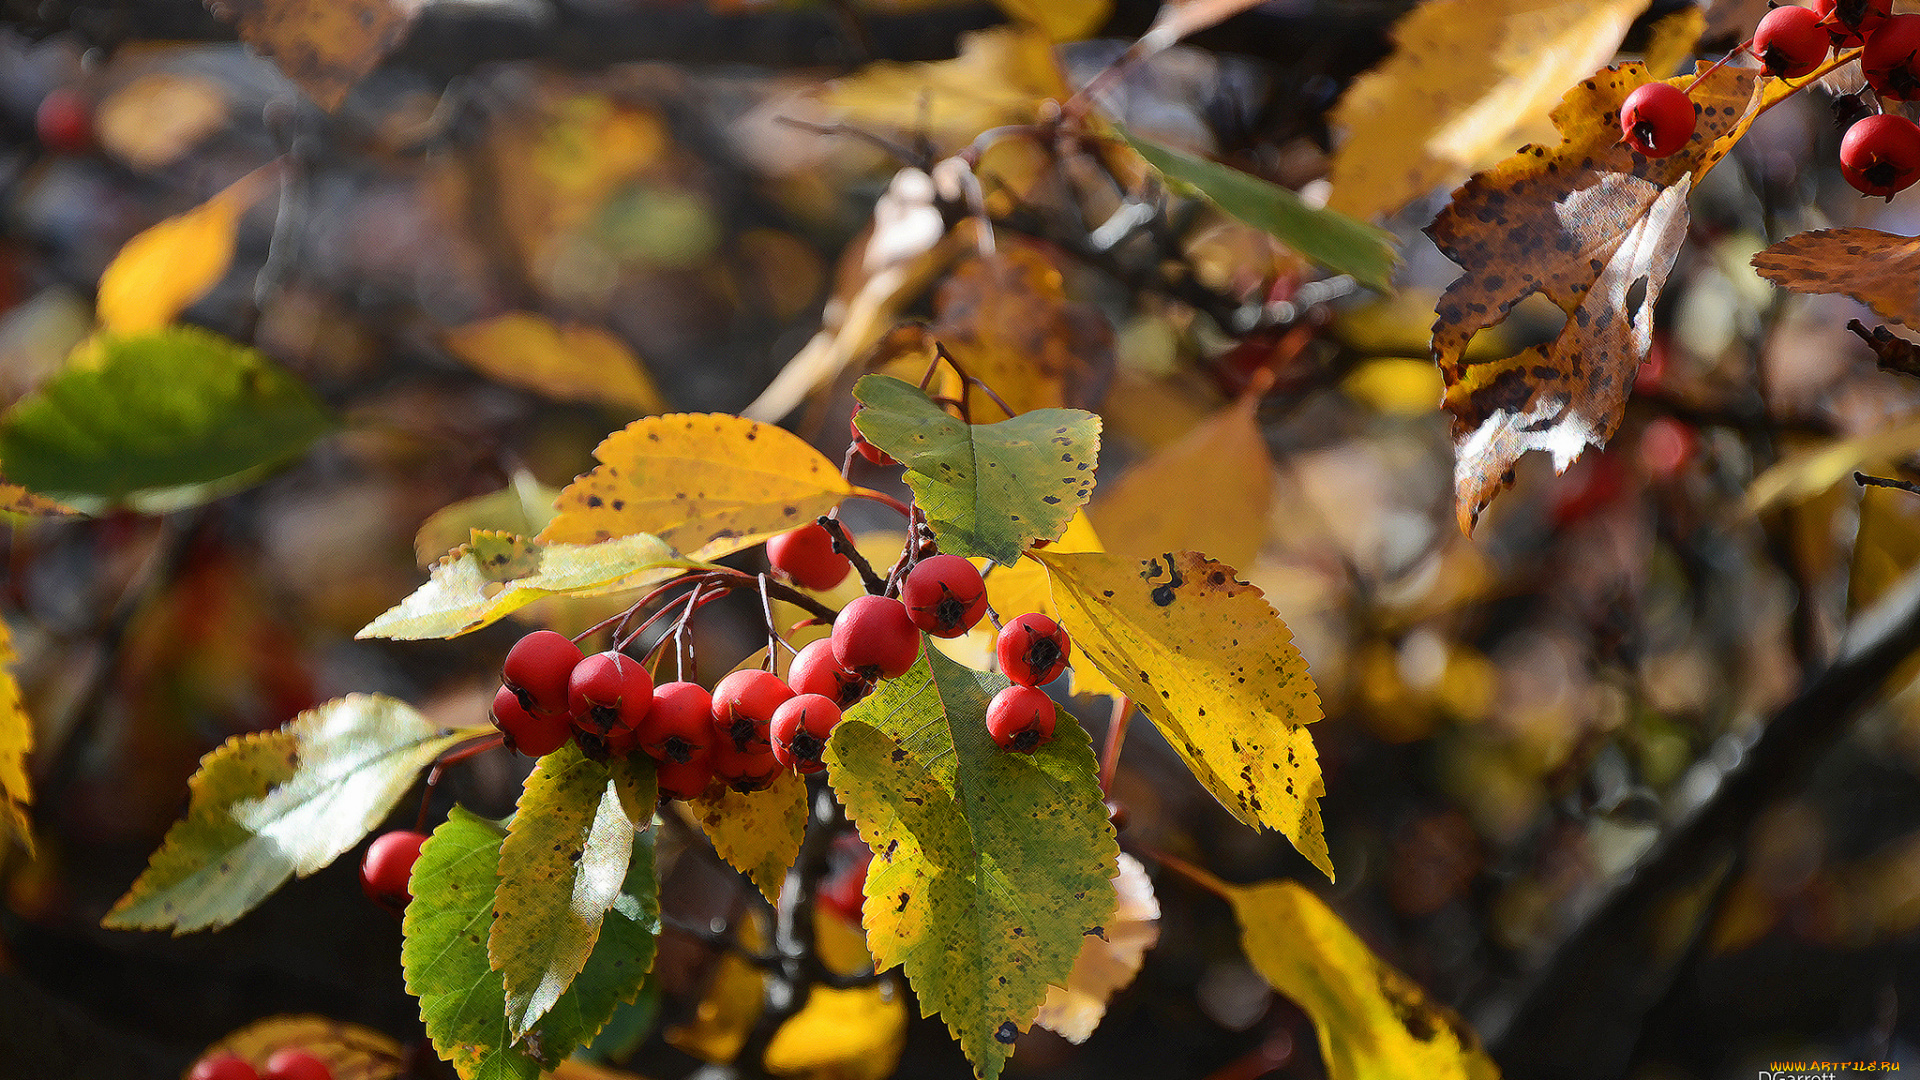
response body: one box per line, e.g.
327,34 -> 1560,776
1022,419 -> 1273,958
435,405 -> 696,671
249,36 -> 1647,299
1098,696 -> 1132,794
1136,842 -> 1234,901
848,486 -> 912,517
413,733 -> 505,833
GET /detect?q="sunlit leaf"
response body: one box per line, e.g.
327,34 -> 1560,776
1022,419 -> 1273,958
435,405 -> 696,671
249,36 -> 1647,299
358,531 -> 692,641
97,169 -> 269,333
493,744 -> 636,1038
852,375 -> 1100,563
104,695 -> 476,933
413,473 -> 561,568
443,314 -> 667,414
609,754 -> 659,829
1038,550 -> 1331,878
1746,417 -> 1920,513
688,769 -> 807,905
762,916 -> 905,1079
538,414 -> 852,561
0,621 -> 32,853
819,27 -> 1069,151
197,1015 -> 406,1080
0,328 -> 335,513
1088,390 -> 1270,570
0,483 -> 76,518
1034,852 -> 1160,1043
210,0 -> 424,110
1751,228 -> 1920,327
824,648 -> 1117,1080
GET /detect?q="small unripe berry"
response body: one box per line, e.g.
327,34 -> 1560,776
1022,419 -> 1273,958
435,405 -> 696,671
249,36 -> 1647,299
986,684 -> 1057,753
264,1048 -> 332,1080
850,403 -> 895,466
831,595 -> 921,680
786,638 -> 868,708
1618,82 -> 1696,158
361,830 -> 428,913
654,753 -> 715,801
567,650 -> 653,736
1754,6 -> 1829,79
640,681 -> 714,764
189,1054 -> 260,1080
767,523 -> 851,591
770,694 -> 842,773
900,554 -> 989,638
502,630 -> 583,717
491,684 -> 572,757
997,612 -> 1070,687
711,740 -> 782,793
1840,113 -> 1920,198
711,668 -> 794,752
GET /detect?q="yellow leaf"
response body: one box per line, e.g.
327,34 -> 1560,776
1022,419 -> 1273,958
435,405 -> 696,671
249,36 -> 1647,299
981,511 -> 1116,697
820,27 -> 1070,151
212,0 -> 424,110
932,243 -> 1110,418
197,1014 -> 405,1080
688,769 -> 807,904
1342,357 -> 1443,415
1326,0 -> 1649,222
667,913 -> 769,1062
763,981 -> 906,1080
1227,877 -> 1498,1080
1034,852 -> 1160,1043
1088,390 -> 1271,570
442,314 -> 666,414
97,169 -> 272,334
95,73 -> 229,171
538,414 -> 852,561
1039,550 -> 1331,878
992,0 -> 1110,41
1746,417 -> 1920,513
0,621 -> 31,853
1642,4 -> 1706,76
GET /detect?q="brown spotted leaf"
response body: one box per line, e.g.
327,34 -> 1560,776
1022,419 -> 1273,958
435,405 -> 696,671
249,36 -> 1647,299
1752,228 -> 1920,328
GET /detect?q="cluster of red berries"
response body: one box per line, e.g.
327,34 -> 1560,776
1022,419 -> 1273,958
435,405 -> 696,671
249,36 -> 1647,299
188,1049 -> 332,1080
1619,0 -> 1920,197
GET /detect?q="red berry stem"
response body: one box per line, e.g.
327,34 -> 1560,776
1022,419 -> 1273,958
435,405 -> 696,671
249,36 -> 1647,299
1098,695 -> 1132,795
414,732 -> 505,832
846,485 -> 913,518
815,515 -> 889,595
1680,41 -> 1753,94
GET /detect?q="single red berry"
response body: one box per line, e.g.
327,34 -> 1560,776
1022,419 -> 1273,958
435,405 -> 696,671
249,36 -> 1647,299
770,694 -> 842,773
491,684 -> 572,757
711,668 -> 794,753
264,1048 -> 332,1080
900,554 -> 989,638
817,835 -> 871,925
831,595 -> 921,680
786,638 -> 868,708
997,612 -> 1070,687
1813,0 -> 1891,45
1618,82 -> 1696,158
986,684 -> 1057,753
360,829 -> 428,914
766,523 -> 851,591
1840,113 -> 1920,198
711,740 -> 782,793
502,630 -> 583,717
189,1053 -> 260,1080
850,404 -> 895,466
1639,416 -> 1697,481
34,88 -> 92,153
639,681 -> 714,764
654,753 -> 715,801
567,650 -> 653,736
1865,14 -> 1920,99
1755,6 -> 1830,78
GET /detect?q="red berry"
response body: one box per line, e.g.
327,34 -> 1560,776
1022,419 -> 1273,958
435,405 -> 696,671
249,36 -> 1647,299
786,638 -> 868,708
711,740 -> 782,793
1814,0 -> 1891,45
770,694 -> 842,773
831,595 -> 921,680
1755,6 -> 1830,79
850,404 -> 895,466
711,668 -> 794,753
640,681 -> 714,764
900,554 -> 988,638
1865,14 -> 1920,99
1618,82 -> 1696,158
360,830 -> 427,913
986,684 -> 1057,753
491,685 -> 572,757
190,1054 -> 260,1080
817,836 -> 871,924
1840,113 -> 1920,198
996,612 -> 1070,687
1639,416 -> 1697,481
502,630 -> 583,717
767,523 -> 851,591
567,651 -> 653,736
654,753 -> 715,801
34,88 -> 91,153
264,1049 -> 331,1080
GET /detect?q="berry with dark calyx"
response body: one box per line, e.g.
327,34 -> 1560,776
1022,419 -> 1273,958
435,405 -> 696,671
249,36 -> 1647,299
655,754 -> 715,801
1814,0 -> 1890,45
502,630 -> 583,717
770,694 -> 842,773
264,1049 -> 332,1080
1840,113 -> 1920,198
986,684 -> 1057,753
711,740 -> 782,793
900,554 -> 989,638
190,1054 -> 260,1080
850,403 -> 895,466
1618,82 -> 1696,158
1864,14 -> 1920,99
786,638 -> 868,708
567,650 -> 653,736
831,595 -> 922,680
766,523 -> 851,591
711,668 -> 794,752
360,829 -> 428,914
1754,6 -> 1830,79
491,685 -> 572,757
997,612 -> 1071,687
640,681 -> 714,764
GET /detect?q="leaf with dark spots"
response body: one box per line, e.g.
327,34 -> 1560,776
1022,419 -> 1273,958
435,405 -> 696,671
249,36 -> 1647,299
1753,228 -> 1920,327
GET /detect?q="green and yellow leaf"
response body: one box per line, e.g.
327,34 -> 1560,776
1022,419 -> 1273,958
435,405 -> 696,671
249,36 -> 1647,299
688,768 -> 807,905
412,473 -> 561,568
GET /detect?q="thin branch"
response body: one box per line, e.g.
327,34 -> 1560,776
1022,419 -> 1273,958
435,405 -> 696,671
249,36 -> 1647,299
1857,471 -> 1920,497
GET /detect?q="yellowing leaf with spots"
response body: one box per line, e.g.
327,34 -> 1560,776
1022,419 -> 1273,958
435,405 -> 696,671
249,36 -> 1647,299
932,243 -> 1112,418
196,1015 -> 405,1080
1038,551 -> 1330,879
539,415 -> 852,560
823,649 -> 1117,1080
1088,389 -> 1271,570
688,769 -> 807,905
0,620 -> 33,852
443,314 -> 666,414
359,531 -> 692,640
97,168 -> 272,334
981,511 -> 1116,697
492,744 -> 636,1038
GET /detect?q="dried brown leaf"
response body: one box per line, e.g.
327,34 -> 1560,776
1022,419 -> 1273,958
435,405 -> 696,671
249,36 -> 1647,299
1752,228 -> 1920,327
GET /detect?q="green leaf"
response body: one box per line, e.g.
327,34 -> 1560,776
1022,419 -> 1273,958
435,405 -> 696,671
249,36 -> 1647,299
1119,129 -> 1399,296
610,754 -> 659,827
492,744 -> 635,1039
358,530 -> 698,640
823,648 -> 1117,1080
405,808 -> 659,1080
688,768 -> 807,905
104,695 -> 475,933
0,328 -> 336,512
851,375 -> 1101,563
